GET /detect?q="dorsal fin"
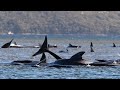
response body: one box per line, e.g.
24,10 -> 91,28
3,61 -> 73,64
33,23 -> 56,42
40,53 -> 46,63
70,51 -> 85,60
35,53 -> 47,65
90,47 -> 94,52
90,42 -> 93,47
69,43 -> 72,46
14,41 -> 17,45
32,36 -> 48,56
1,39 -> 14,48
113,43 -> 116,47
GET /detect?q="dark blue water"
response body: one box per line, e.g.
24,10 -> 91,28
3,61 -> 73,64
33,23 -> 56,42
0,34 -> 120,79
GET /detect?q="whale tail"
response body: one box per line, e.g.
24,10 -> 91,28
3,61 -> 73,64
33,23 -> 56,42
32,36 -> 48,56
46,49 -> 62,60
32,35 -> 62,60
1,39 -> 14,48
70,51 -> 85,60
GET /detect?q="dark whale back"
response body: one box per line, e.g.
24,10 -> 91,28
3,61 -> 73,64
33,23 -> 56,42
11,53 -> 47,66
1,39 -> 13,48
49,51 -> 85,66
96,59 -> 108,62
68,43 -> 81,48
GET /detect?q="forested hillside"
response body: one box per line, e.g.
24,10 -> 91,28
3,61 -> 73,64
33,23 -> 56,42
0,11 -> 120,35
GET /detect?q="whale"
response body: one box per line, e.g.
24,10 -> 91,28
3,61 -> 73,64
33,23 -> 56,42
90,46 -> 94,52
48,51 -> 118,67
10,35 -> 119,67
32,53 -> 47,67
49,51 -> 86,66
48,44 -> 57,48
1,39 -> 14,48
90,42 -> 93,47
10,41 -> 40,48
10,41 -> 25,48
31,36 -> 92,67
10,35 -> 59,66
11,52 -> 47,66
1,39 -> 40,48
90,42 -> 94,52
67,43 -> 81,48
58,48 -> 68,53
31,35 -> 119,67
90,61 -> 116,66
112,43 -> 116,47
92,59 -> 120,66
32,36 -> 62,60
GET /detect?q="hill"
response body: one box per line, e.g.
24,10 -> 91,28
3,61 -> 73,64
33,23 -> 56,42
0,11 -> 120,35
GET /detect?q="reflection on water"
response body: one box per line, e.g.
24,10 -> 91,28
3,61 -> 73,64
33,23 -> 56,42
0,34 -> 120,79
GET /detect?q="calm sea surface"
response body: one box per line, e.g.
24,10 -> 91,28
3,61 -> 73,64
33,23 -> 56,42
0,34 -> 120,79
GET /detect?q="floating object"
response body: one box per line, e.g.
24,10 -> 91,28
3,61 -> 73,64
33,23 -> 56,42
8,31 -> 14,35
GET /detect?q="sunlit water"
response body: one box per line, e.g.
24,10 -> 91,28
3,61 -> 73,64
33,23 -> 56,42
0,34 -> 120,79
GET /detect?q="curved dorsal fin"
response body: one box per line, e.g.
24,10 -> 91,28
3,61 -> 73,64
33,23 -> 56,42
70,51 -> 85,60
14,41 -> 17,45
113,43 -> 116,47
69,43 -> 72,46
1,39 -> 14,48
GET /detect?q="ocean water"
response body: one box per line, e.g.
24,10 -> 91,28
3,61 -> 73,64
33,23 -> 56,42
0,34 -> 120,79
